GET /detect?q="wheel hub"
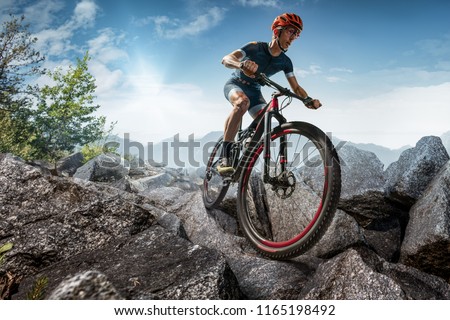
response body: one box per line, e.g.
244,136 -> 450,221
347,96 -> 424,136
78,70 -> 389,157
271,171 -> 296,199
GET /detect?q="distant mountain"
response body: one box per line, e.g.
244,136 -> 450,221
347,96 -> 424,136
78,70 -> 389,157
335,140 -> 411,169
336,131 -> 450,169
102,131 -> 450,170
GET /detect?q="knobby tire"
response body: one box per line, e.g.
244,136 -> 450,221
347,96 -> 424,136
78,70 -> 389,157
237,121 -> 341,259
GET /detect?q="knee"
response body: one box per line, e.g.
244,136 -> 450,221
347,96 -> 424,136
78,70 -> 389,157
233,96 -> 250,116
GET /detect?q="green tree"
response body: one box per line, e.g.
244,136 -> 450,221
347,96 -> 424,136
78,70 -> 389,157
32,52 -> 108,163
0,15 -> 45,155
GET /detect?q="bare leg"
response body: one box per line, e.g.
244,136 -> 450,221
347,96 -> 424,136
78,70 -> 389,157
224,91 -> 250,142
217,91 -> 251,174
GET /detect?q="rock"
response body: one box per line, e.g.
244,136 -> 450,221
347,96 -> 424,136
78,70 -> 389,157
361,216 -> 403,262
148,188 -> 246,257
400,161 -> 450,281
48,270 -> 124,300
338,145 -> 386,200
0,153 -> 157,276
306,209 -> 365,258
15,226 -> 244,300
56,152 -> 84,177
25,158 -> 54,176
380,261 -> 450,299
385,136 -> 449,207
74,153 -> 129,182
2,134 -> 450,302
134,172 -> 175,194
299,248 -> 406,299
299,248 -> 450,299
300,145 -> 404,261
227,254 -> 322,299
157,212 -> 189,240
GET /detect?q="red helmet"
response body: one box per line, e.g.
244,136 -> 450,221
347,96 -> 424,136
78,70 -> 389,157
271,13 -> 303,32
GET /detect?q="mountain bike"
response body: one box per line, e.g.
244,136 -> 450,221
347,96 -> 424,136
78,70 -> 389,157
203,73 -> 341,259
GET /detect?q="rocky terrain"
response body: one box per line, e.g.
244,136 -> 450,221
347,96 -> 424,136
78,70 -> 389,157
0,135 -> 449,300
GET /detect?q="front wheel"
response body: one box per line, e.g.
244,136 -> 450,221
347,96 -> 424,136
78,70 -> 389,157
237,122 -> 341,259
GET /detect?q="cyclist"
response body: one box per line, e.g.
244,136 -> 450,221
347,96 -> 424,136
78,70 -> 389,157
218,13 -> 322,175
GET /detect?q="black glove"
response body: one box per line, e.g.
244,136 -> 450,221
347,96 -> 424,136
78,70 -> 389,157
303,96 -> 314,108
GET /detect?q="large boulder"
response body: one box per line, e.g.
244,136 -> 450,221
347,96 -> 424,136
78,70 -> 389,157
299,248 -> 450,299
335,145 -> 406,261
227,254 -> 323,299
15,226 -> 244,300
385,136 -> 449,207
146,187 -> 246,257
300,145 -> 404,261
48,270 -> 124,300
400,161 -> 450,281
74,153 -> 129,182
56,152 -> 84,177
0,153 -> 157,277
338,145 -> 386,201
306,209 -> 365,258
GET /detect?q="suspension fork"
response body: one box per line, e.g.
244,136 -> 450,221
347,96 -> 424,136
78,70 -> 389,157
263,94 -> 287,183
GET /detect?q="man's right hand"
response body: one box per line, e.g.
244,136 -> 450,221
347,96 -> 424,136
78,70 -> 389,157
240,60 -> 258,78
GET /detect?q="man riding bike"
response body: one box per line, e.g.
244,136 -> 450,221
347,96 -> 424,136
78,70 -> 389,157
218,12 -> 322,175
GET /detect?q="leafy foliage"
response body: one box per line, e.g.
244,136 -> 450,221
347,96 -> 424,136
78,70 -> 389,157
0,15 -> 45,156
0,15 -> 113,163
26,277 -> 48,300
80,124 -> 119,163
31,52 -> 107,162
0,15 -> 44,108
0,243 -> 13,265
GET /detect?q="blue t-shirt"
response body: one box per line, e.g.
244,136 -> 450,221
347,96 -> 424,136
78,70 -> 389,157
231,41 -> 295,89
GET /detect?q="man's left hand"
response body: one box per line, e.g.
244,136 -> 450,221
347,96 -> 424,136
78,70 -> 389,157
304,97 -> 322,109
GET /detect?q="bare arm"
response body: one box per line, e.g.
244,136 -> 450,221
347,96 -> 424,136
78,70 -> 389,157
287,76 -> 322,109
222,50 -> 258,77
221,50 -> 244,69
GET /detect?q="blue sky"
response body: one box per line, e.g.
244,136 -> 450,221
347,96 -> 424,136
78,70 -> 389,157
2,0 -> 450,149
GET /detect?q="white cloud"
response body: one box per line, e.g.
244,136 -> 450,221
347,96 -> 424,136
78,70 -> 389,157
0,0 -> 22,23
320,82 -> 450,149
25,3 -> 128,106
0,0 -> 16,12
329,67 -> 353,73
416,34 -> 450,57
95,59 -> 221,144
87,28 -> 128,64
35,26 -> 77,56
33,0 -> 98,57
72,0 -> 97,28
150,7 -> 226,39
236,0 -> 280,7
295,64 -> 322,78
279,63 -> 450,149
22,0 -> 64,29
89,61 -> 124,95
326,76 -> 345,83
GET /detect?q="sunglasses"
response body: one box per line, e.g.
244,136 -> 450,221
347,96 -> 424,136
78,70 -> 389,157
284,28 -> 301,39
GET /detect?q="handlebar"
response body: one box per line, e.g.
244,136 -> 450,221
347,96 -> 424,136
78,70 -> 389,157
255,73 -> 306,103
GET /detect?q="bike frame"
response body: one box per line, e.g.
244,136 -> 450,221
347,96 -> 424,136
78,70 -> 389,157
229,90 -> 289,183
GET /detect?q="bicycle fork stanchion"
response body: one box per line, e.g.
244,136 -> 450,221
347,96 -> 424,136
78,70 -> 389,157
263,93 -> 287,184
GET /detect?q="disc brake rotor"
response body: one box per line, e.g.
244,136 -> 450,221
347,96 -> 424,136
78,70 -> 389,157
271,171 -> 296,199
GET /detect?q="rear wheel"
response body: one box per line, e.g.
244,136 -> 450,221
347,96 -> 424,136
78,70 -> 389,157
237,122 -> 341,259
202,137 -> 230,209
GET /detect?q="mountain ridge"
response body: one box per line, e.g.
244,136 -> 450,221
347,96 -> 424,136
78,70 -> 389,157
107,130 -> 450,169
